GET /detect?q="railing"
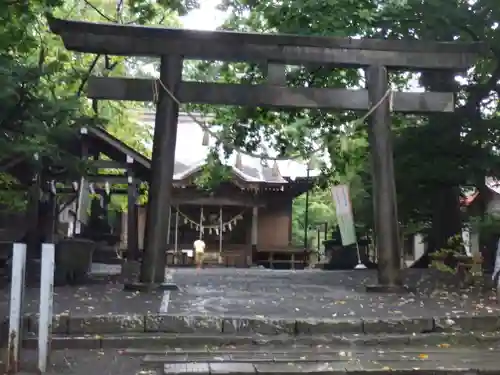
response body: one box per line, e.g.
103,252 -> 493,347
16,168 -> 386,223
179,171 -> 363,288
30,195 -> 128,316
4,242 -> 55,374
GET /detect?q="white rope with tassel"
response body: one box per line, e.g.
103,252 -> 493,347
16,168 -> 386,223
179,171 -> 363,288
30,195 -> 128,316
153,79 -> 392,162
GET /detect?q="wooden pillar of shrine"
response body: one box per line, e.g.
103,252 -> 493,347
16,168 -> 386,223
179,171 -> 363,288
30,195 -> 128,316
126,156 -> 139,261
250,206 -> 258,266
74,129 -> 89,236
26,153 -> 41,259
365,65 -> 402,291
45,180 -> 58,244
140,55 -> 182,287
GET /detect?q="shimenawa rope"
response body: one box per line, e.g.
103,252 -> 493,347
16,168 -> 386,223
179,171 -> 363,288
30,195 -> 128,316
152,79 -> 393,162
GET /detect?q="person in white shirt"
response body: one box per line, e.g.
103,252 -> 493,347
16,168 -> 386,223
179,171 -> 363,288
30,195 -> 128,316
193,238 -> 206,269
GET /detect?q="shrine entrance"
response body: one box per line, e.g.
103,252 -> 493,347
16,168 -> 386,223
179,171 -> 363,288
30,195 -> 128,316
48,15 -> 484,291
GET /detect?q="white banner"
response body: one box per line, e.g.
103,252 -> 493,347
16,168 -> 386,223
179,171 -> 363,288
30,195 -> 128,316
331,185 -> 356,246
331,185 -> 351,215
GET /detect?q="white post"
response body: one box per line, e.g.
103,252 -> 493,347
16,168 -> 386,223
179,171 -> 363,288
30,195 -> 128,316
7,243 -> 27,374
38,243 -> 55,374
413,234 -> 425,261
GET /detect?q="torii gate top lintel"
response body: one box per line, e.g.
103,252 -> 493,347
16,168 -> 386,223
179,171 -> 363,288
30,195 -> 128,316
47,15 -> 486,70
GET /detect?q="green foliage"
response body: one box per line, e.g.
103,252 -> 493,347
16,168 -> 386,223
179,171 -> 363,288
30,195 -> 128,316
132,0 -> 199,18
0,0 -> 186,212
0,173 -> 26,211
291,188 -> 336,251
193,150 -> 233,190
429,233 -> 483,285
469,214 -> 500,235
429,234 -> 466,273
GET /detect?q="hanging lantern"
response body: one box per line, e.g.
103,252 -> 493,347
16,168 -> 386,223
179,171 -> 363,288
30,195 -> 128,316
235,153 -> 242,169
202,129 -> 210,146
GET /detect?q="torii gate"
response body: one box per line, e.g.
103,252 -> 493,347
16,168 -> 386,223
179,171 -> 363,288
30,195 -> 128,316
48,14 -> 485,291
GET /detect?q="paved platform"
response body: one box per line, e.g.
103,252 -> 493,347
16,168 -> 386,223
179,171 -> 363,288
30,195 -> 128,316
1,267 -> 499,338
166,268 -> 499,319
2,267 -> 498,318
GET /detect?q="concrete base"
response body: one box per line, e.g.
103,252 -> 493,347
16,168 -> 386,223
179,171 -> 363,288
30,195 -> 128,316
123,282 -> 179,292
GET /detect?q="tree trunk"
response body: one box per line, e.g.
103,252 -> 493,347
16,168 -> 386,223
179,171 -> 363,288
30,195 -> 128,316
412,70 -> 462,268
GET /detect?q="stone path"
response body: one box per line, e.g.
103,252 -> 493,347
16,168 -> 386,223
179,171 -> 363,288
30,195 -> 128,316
1,267 -> 498,319
166,268 -> 499,319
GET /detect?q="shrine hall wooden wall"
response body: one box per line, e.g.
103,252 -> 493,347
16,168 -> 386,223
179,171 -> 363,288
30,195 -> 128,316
257,199 -> 293,249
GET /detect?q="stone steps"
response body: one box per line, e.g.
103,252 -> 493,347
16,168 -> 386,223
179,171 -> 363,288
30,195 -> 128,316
158,361 -> 500,375
137,347 -> 500,363
7,348 -> 500,375
7,312 -> 500,337
135,347 -> 500,375
19,330 -> 500,350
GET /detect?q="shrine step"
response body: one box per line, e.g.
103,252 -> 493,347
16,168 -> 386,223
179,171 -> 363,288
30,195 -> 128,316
139,347 -> 500,375
19,330 -> 500,350
5,348 -> 500,375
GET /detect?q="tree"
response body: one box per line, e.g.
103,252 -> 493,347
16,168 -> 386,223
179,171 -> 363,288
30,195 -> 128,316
189,0 -> 500,265
375,0 -> 500,264
291,189 -> 336,251
0,0 -> 185,210
0,0 -> 82,209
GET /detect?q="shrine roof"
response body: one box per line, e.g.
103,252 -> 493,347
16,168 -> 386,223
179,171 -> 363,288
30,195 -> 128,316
81,112 -> 320,185
138,111 -> 320,183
